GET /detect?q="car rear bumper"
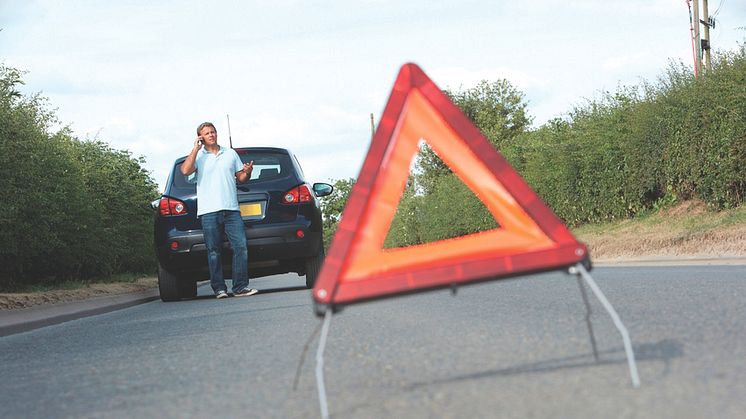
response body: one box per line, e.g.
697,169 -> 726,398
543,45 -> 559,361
156,220 -> 322,275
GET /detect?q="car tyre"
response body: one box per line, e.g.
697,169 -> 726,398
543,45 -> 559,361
178,278 -> 197,299
158,263 -> 193,301
305,246 -> 325,289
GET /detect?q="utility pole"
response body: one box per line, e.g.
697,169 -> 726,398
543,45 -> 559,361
702,0 -> 712,70
693,0 -> 703,75
686,0 -> 699,77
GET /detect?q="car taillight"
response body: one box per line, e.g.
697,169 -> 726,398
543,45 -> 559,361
282,184 -> 313,204
158,197 -> 188,216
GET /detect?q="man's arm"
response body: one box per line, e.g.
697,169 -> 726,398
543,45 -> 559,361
236,161 -> 253,183
180,137 -> 203,176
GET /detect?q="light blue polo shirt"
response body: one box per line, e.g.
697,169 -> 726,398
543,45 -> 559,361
193,146 -> 243,216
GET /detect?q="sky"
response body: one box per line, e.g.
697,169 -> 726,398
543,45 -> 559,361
2,0 -> 744,191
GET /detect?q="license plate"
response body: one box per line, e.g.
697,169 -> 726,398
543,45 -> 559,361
240,202 -> 262,217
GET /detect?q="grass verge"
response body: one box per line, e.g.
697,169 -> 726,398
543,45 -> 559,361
574,200 -> 746,260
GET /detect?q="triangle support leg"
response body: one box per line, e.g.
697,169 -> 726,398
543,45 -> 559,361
570,263 -> 641,388
576,274 -> 600,362
316,309 -> 333,419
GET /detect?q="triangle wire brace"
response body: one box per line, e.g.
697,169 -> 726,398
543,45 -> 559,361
570,262 -> 641,388
315,309 -> 333,419
576,273 -> 600,362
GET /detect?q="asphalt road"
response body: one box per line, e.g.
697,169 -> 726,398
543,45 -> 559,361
1,265 -> 745,418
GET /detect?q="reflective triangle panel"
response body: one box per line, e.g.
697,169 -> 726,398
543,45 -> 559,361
313,63 -> 588,311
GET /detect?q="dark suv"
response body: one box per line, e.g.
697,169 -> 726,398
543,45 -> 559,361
154,147 -> 333,301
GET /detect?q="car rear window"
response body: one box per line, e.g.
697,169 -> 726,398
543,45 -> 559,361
172,151 -> 293,191
242,153 -> 288,181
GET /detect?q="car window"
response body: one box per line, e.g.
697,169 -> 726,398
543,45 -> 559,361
239,154 -> 286,181
173,163 -> 196,190
171,151 -> 292,191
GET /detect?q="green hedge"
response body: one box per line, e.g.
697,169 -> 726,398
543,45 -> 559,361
514,47 -> 745,225
371,45 -> 745,247
0,65 -> 159,290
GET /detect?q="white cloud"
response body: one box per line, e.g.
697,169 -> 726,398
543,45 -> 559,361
602,54 -> 647,72
3,0 -> 745,193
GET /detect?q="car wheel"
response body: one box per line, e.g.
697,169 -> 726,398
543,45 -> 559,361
158,263 -> 195,301
304,247 -> 325,289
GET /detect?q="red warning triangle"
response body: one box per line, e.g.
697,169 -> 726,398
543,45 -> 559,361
313,63 -> 588,311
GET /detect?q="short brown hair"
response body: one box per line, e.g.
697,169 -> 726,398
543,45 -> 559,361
196,122 -> 216,135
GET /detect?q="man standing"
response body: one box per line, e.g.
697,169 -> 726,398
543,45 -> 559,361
180,122 -> 258,299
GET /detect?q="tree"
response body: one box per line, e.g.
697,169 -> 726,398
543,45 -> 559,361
319,178 -> 355,250
416,79 -> 532,194
0,64 -> 159,290
392,79 -> 533,246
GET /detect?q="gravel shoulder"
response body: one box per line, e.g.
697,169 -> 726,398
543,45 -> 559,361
0,277 -> 158,310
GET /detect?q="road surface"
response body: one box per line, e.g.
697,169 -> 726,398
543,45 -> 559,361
1,265 -> 744,418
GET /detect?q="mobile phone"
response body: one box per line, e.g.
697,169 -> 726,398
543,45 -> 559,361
198,136 -> 204,144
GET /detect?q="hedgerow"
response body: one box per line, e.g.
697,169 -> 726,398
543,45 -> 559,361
0,64 -> 159,290
323,45 -> 745,247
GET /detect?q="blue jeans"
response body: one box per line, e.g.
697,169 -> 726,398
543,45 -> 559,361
200,210 -> 249,293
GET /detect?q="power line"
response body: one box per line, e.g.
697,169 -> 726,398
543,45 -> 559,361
711,0 -> 726,18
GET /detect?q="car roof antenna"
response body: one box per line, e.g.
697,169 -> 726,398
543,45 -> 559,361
227,114 -> 234,149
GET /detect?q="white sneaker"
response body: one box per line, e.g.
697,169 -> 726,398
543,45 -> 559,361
216,290 -> 229,299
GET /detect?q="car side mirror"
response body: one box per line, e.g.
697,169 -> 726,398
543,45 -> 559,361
312,183 -> 333,197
